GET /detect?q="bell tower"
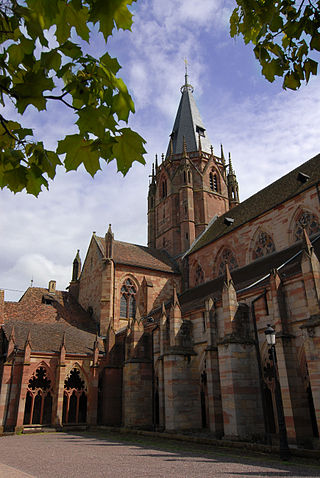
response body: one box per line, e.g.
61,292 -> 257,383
147,71 -> 238,258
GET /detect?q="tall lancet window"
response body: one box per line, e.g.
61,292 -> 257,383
209,172 -> 218,192
120,278 -> 137,318
161,179 -> 167,198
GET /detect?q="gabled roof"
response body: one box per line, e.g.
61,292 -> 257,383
188,153 -> 320,255
3,287 -> 102,354
166,78 -> 212,156
94,236 -> 179,274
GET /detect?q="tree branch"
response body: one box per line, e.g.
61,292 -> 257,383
44,94 -> 80,110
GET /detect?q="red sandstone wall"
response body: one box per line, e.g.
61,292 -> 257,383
78,239 -> 103,322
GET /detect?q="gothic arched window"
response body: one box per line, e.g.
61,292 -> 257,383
23,366 -> 53,425
294,210 -> 320,242
252,231 -> 276,260
161,179 -> 167,198
195,264 -> 204,286
217,248 -> 238,276
120,278 -> 137,318
63,367 -> 87,424
209,172 -> 218,192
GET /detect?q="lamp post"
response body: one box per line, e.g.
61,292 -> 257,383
265,324 -> 290,461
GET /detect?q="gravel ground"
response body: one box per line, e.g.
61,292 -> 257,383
0,431 -> 320,478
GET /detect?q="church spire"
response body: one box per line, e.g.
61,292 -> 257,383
166,67 -> 212,157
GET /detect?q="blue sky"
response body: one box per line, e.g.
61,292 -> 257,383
1,0 -> 319,301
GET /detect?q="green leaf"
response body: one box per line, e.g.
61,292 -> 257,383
90,0 -> 135,40
59,41 -> 82,59
7,44 -> 25,69
112,128 -> 146,175
41,50 -> 62,72
283,71 -> 300,90
57,134 -> 101,176
304,58 -> 318,82
310,34 -> 320,51
76,106 -> 117,137
100,53 -> 121,75
230,8 -> 240,38
12,70 -> 55,113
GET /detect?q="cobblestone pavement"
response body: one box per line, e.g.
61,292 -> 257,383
1,431 -> 320,478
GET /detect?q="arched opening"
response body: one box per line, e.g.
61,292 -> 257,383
161,179 -> 167,198
209,171 -> 218,192
63,367 -> 87,425
23,365 -> 53,426
120,278 -> 137,319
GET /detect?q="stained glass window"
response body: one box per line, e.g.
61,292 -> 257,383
217,249 -> 238,276
252,231 -> 276,260
294,211 -> 320,241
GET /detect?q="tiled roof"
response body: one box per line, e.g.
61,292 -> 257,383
188,154 -> 320,254
2,320 -> 102,355
95,237 -> 179,273
180,235 -> 320,313
165,82 -> 212,157
3,287 -> 103,354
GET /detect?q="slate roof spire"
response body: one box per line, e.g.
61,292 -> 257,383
166,68 -> 212,157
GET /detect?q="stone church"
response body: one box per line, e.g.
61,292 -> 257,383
1,73 -> 320,447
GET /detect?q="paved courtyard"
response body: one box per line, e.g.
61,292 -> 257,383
0,431 -> 320,478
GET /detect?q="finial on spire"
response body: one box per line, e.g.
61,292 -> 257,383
155,154 -> 158,171
210,145 -> 214,156
184,58 -> 188,86
181,59 -> 194,93
220,144 -> 225,161
161,153 -> 164,163
228,152 -> 234,174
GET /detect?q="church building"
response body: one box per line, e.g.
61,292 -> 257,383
1,73 -> 320,447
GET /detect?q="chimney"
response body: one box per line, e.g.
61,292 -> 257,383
48,280 -> 56,294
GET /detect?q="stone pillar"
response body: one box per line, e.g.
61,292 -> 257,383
15,333 -> 32,431
122,316 -> 153,428
100,259 -> 114,336
204,298 -> 223,437
54,334 -> 66,428
218,267 -> 263,440
301,326 -> 320,435
87,338 -> 100,425
163,352 -> 199,431
269,269 -> 297,443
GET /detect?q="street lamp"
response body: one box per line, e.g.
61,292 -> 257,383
265,324 -> 290,460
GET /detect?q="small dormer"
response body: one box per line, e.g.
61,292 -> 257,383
48,280 -> 56,294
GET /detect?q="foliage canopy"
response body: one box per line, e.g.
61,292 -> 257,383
230,0 -> 320,90
0,0 -> 146,196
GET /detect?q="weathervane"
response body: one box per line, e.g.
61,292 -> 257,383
181,58 -> 193,93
